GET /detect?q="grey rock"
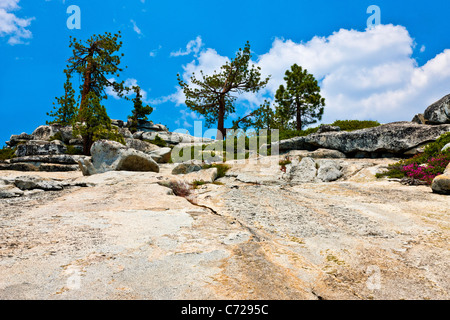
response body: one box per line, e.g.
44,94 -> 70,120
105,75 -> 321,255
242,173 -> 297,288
125,138 -> 160,153
10,154 -> 87,165
14,176 -> 63,191
7,132 -> 33,147
0,162 -> 38,171
424,94 -> 450,124
31,125 -> 58,141
304,122 -> 450,155
0,184 -> 24,198
411,113 -> 427,125
78,140 -> 159,176
172,160 -> 203,175
316,160 -> 343,182
149,147 -> 172,163
316,125 -> 341,134
287,157 -> 317,183
431,164 -> 450,195
15,140 -> 67,157
269,136 -> 316,152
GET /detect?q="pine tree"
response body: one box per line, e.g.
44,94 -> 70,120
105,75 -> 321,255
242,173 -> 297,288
47,72 -> 77,126
178,41 -> 270,139
275,64 -> 325,131
63,31 -> 129,154
128,86 -> 153,133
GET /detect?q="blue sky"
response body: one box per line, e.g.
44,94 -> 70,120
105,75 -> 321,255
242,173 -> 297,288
1,0 -> 450,144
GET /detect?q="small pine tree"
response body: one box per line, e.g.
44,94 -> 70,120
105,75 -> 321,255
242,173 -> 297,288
47,72 -> 78,126
128,86 -> 153,133
73,92 -> 124,155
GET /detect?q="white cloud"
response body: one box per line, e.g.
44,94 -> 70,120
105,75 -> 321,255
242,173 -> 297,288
0,0 -> 34,45
256,24 -> 450,123
164,24 -> 450,126
171,36 -> 203,57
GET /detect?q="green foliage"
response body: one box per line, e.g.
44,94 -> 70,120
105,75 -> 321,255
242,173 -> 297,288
422,132 -> 450,159
65,145 -> 83,155
61,32 -> 129,155
128,86 -> 153,133
274,64 -> 325,131
48,132 -> 64,142
73,92 -> 125,154
47,72 -> 78,126
178,41 -> 270,138
145,135 -> 167,148
66,31 -> 129,102
376,133 -> 450,183
330,120 -> 380,132
0,146 -> 15,160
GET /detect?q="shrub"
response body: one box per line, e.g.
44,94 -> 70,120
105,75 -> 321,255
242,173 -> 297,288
0,146 -> 15,160
330,120 -> 380,132
377,151 -> 450,184
48,132 -> 64,142
65,145 -> 83,155
145,135 -> 167,148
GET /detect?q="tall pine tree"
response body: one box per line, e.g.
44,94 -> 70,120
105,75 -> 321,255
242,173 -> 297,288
275,64 -> 325,131
128,86 -> 153,133
178,41 -> 270,139
63,32 -> 129,154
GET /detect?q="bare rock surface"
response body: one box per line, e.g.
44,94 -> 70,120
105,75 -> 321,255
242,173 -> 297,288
0,157 -> 449,300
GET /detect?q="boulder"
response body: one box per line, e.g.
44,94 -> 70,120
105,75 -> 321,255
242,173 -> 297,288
14,176 -> 63,191
0,162 -> 38,171
431,164 -> 450,195
424,94 -> 450,124
285,157 -> 344,183
6,132 -> 33,147
125,138 -> 160,153
442,143 -> 450,153
287,157 -> 317,183
316,160 -> 343,182
180,168 -> 218,184
31,125 -> 59,141
149,147 -> 172,163
0,184 -> 24,198
15,140 -> 67,157
172,160 -> 203,175
304,122 -> 450,156
78,140 -> 159,176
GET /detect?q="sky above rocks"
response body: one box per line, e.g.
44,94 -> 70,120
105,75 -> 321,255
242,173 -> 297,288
1,0 -> 450,143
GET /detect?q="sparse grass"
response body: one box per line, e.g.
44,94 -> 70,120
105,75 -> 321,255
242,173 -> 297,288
192,180 -> 208,189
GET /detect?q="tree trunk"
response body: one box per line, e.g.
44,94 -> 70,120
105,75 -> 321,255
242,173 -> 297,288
296,101 -> 302,131
217,95 -> 226,140
79,45 -> 96,117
